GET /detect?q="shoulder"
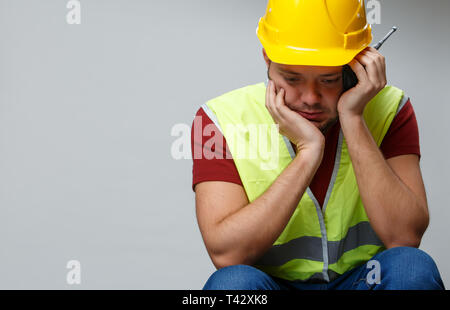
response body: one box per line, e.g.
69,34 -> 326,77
209,82 -> 266,101
366,85 -> 405,112
388,95 -> 419,135
380,97 -> 421,160
364,85 -> 410,122
206,82 -> 266,110
363,85 -> 410,145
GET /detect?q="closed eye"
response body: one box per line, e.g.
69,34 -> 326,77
284,76 -> 340,84
322,77 -> 340,84
285,77 -> 300,83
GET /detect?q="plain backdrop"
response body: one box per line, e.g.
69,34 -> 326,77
0,0 -> 449,289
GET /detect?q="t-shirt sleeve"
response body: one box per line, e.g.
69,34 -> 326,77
191,107 -> 243,192
380,98 -> 421,161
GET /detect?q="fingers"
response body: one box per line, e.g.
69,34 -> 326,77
265,80 -> 275,116
348,58 -> 369,85
359,49 -> 385,85
265,80 -> 272,113
366,46 -> 386,74
275,88 -> 286,113
266,81 -> 282,123
349,47 -> 387,93
355,54 -> 380,86
354,47 -> 387,89
266,80 -> 284,122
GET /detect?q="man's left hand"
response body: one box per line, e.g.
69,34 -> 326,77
337,46 -> 387,118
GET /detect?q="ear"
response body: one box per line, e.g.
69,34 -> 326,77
262,48 -> 271,68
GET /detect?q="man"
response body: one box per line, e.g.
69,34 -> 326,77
191,0 -> 444,290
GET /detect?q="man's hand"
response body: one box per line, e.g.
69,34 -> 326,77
265,80 -> 325,154
337,46 -> 387,118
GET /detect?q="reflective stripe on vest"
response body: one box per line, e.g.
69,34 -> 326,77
201,103 -> 224,133
396,93 -> 409,116
257,220 -> 383,266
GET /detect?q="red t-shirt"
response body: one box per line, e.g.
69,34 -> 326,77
191,97 -> 421,209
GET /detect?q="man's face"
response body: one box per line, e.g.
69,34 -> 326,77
264,50 -> 344,135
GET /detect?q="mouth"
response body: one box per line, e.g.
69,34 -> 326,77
296,111 -> 324,121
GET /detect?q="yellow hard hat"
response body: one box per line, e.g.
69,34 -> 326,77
256,0 -> 373,66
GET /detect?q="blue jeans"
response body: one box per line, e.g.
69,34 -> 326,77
203,247 -> 445,290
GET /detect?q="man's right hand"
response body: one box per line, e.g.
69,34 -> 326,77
265,80 -> 325,156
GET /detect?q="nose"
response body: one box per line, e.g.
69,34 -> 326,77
300,82 -> 321,107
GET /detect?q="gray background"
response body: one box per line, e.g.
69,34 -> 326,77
0,0 -> 448,289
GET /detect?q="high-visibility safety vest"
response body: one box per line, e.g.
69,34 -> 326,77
201,82 -> 409,283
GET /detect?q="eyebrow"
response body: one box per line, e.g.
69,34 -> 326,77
278,69 -> 341,77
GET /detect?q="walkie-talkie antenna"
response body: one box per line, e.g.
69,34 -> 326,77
373,26 -> 398,50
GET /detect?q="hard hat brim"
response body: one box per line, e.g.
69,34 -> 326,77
261,43 -> 369,67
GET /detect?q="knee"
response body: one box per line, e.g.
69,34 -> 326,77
375,247 -> 444,289
203,264 -> 275,290
380,246 -> 437,271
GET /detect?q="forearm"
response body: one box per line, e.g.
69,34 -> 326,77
212,149 -> 323,268
340,114 -> 428,247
